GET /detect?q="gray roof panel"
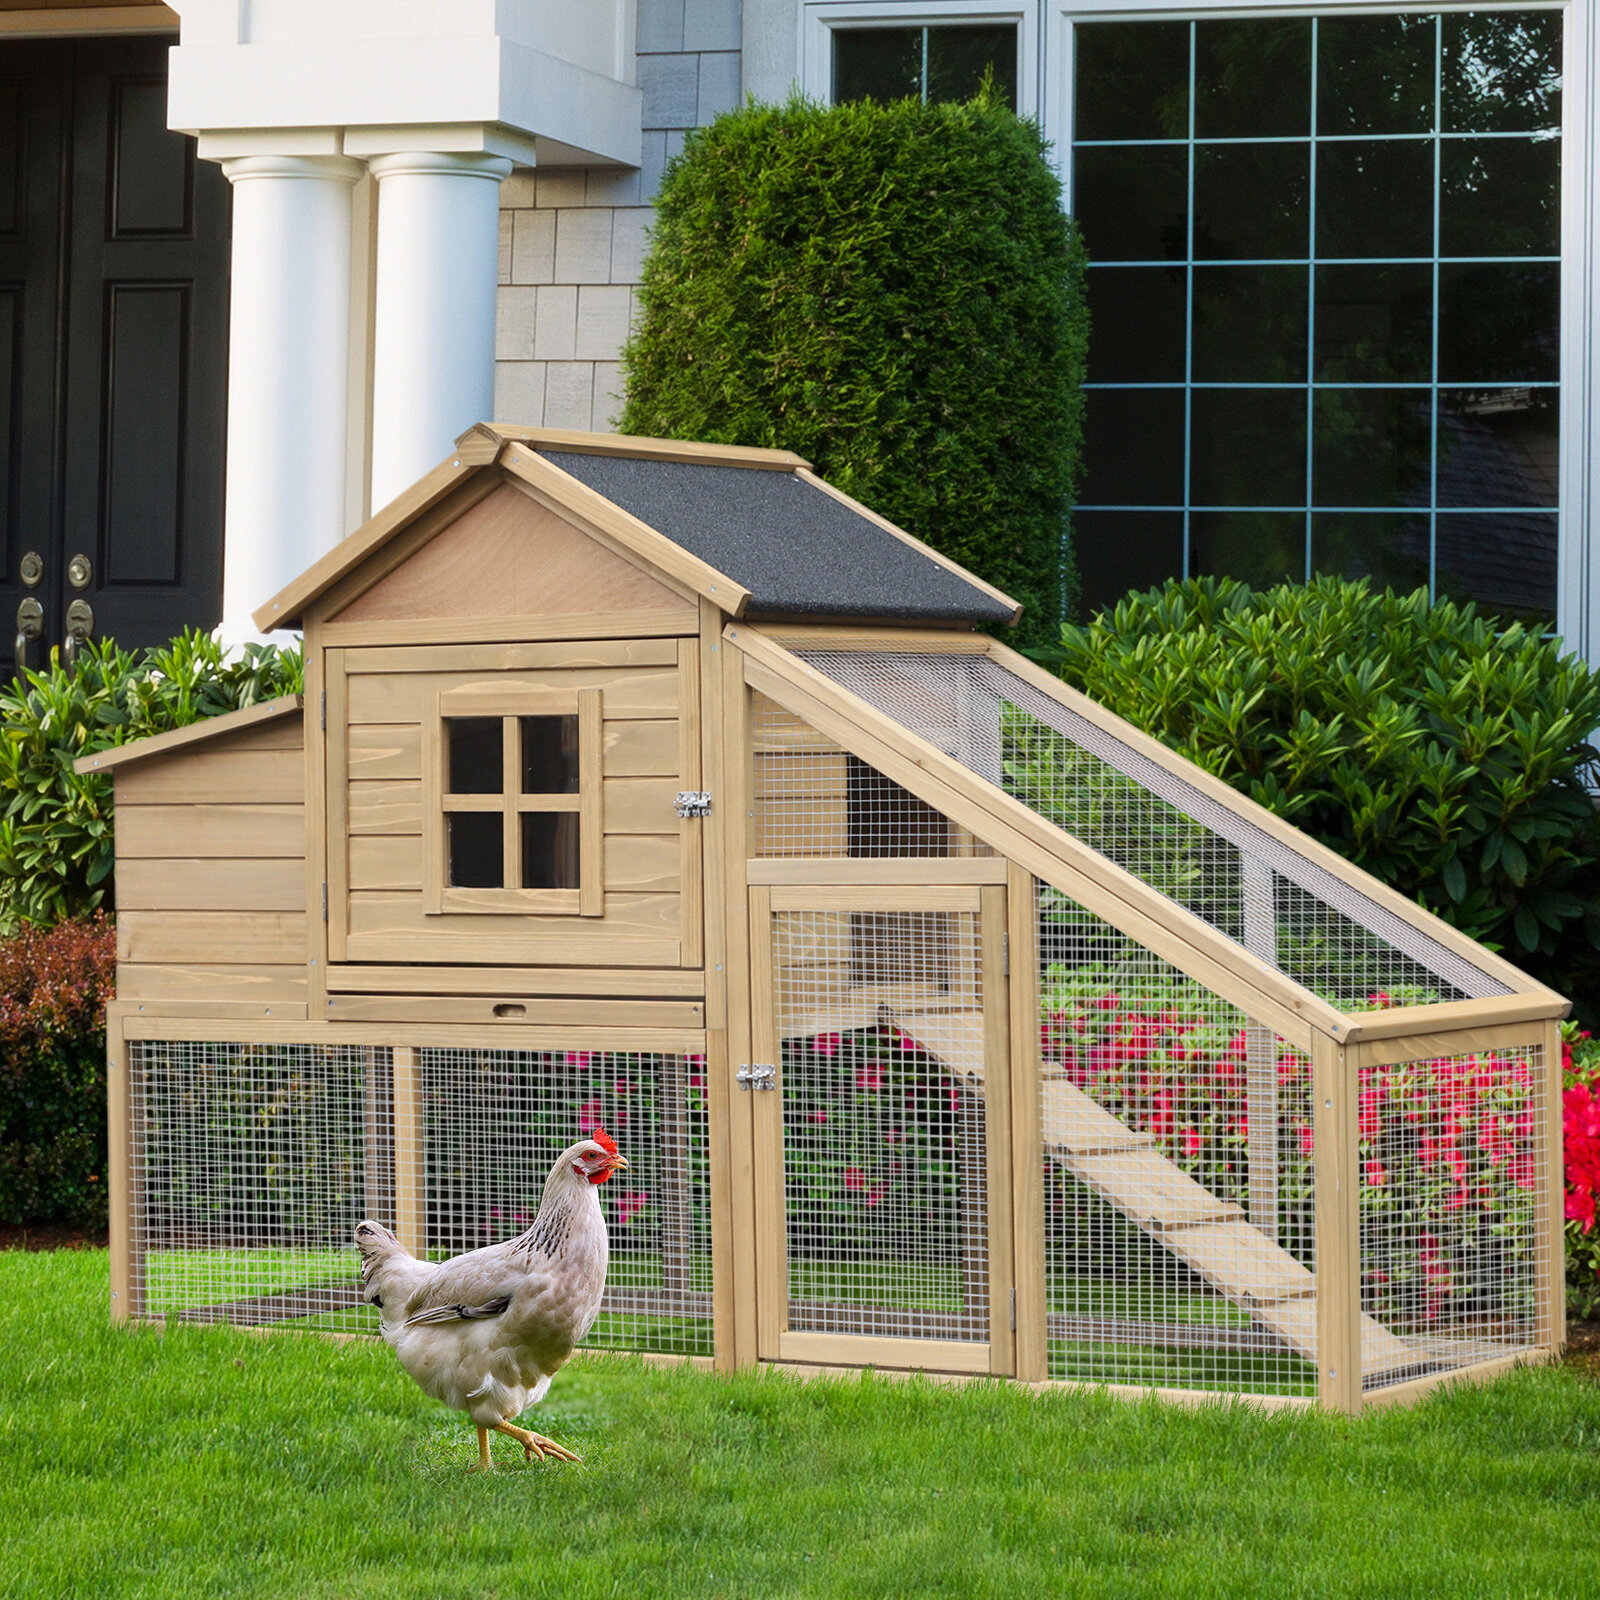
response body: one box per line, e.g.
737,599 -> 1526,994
540,451 -> 1016,625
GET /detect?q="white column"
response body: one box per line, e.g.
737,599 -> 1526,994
368,151 -> 512,509
218,154 -> 364,645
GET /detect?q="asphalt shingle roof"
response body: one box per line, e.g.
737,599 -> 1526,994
541,451 -> 1016,626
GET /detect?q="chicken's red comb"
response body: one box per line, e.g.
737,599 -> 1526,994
590,1126 -> 619,1158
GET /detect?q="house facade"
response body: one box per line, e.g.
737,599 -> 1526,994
0,1 -> 1595,663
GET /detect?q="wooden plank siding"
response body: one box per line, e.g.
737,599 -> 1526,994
113,712 -> 310,1005
335,639 -> 697,968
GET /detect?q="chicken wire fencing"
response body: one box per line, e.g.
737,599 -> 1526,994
1356,1041 -> 1549,1392
772,906 -> 991,1345
130,1040 -> 384,1332
752,690 -> 994,859
795,650 -> 1509,1010
125,1040 -> 712,1358
417,1048 -> 712,1357
1034,879 -> 1320,1397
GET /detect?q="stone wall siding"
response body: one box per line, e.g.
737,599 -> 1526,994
493,0 -> 743,431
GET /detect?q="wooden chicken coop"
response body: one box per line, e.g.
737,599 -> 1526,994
88,424 -> 1570,1412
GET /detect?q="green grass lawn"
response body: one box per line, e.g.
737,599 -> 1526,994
3,1249 -> 1598,1600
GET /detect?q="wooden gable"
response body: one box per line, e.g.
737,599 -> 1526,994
327,482 -> 692,630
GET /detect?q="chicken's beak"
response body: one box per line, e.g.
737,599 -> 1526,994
605,1154 -> 629,1171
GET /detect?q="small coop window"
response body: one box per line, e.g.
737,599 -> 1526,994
425,689 -> 602,917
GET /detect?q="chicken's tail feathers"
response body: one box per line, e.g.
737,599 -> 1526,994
353,1219 -> 412,1286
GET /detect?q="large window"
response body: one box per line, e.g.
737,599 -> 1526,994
834,20 -> 1021,105
1069,10 -> 1561,622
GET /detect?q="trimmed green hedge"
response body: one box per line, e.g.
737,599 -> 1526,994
621,94 -> 1088,647
0,916 -> 115,1226
1052,576 -> 1600,1011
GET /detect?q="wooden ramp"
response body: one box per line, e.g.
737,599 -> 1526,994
1036,1077 -> 1417,1378
780,991 -> 1422,1380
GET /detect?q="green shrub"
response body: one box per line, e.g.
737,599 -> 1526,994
621,94 -> 1089,646
0,916 -> 115,1226
1051,577 -> 1600,1007
0,631 -> 302,932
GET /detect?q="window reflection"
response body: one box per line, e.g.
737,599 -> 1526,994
833,24 -> 1018,108
1071,9 -> 1562,622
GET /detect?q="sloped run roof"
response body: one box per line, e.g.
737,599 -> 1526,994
252,425 -> 1022,632
545,451 -> 1016,624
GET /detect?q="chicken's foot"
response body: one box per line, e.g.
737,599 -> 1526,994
494,1419 -> 580,1463
476,1425 -> 493,1472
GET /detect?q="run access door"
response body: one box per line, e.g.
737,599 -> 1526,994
747,881 -> 1014,1374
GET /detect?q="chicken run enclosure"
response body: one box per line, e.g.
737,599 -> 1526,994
90,425 -> 1569,1413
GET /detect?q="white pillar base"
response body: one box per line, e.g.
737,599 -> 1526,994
368,151 -> 512,511
218,153 -> 363,645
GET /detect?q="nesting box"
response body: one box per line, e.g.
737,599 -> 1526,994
87,425 -> 1569,1411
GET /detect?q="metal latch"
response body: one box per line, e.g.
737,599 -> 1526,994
736,1063 -> 777,1091
675,790 -> 712,818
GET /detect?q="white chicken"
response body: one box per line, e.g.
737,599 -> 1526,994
354,1127 -> 627,1469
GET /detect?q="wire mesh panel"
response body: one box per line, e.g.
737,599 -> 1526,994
772,906 -> 991,1345
417,1049 -> 713,1357
1035,880 -> 1320,1396
1357,1039 -> 1549,1392
797,650 -> 1508,1007
752,690 -> 993,859
132,1041 -> 384,1332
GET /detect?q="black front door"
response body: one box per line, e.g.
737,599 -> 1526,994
0,36 -> 229,676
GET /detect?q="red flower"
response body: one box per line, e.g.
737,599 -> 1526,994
616,1189 -> 647,1226
843,1167 -> 866,1192
812,1032 -> 842,1058
565,1051 -> 595,1070
577,1099 -> 604,1130
1358,1089 -> 1380,1142
1298,1124 -> 1315,1158
1180,1128 -> 1201,1158
808,1109 -> 828,1125
1365,1160 -> 1389,1187
855,1063 -> 883,1092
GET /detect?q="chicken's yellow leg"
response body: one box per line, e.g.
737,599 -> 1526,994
476,1425 -> 492,1472
494,1419 -> 580,1463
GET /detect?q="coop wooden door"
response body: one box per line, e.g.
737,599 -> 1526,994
746,881 -> 1014,1373
328,639 -> 701,969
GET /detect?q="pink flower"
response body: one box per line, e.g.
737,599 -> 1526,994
808,1109 -> 828,1125
865,1182 -> 888,1208
855,1063 -> 883,1092
1365,1160 -> 1389,1187
885,1127 -> 903,1147
616,1189 -> 647,1226
1180,1128 -> 1201,1158
578,1099 -> 604,1130
1299,1125 -> 1315,1159
812,1032 -> 842,1058
1359,1090 -> 1380,1142
843,1167 -> 866,1193
565,1051 -> 595,1070
614,1078 -> 633,1096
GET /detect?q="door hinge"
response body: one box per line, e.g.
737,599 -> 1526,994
1010,1287 -> 1016,1332
736,1063 -> 776,1091
320,689 -> 326,731
675,790 -> 712,818
1002,930 -> 1010,977
321,881 -> 328,922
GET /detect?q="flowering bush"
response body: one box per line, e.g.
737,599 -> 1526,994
1563,1027 -> 1600,1319
1040,965 -> 1539,1333
0,915 -> 115,1225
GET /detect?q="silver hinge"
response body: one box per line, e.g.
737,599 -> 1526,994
736,1063 -> 777,1091
675,790 -> 712,819
321,881 -> 328,922
320,689 -> 326,731
1010,1286 -> 1017,1332
1002,930 -> 1010,977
